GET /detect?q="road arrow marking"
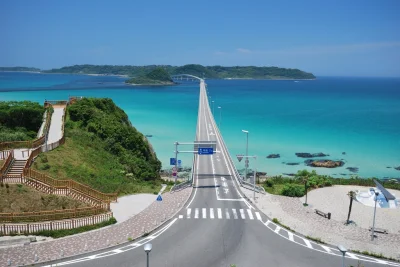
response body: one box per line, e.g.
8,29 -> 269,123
220,177 -> 226,181
223,182 -> 228,187
224,188 -> 229,194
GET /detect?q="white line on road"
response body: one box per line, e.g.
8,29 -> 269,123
202,208 -> 207,219
274,226 -> 281,233
210,208 -> 215,219
225,208 -> 230,219
232,209 -> 238,219
247,209 -> 254,220
303,239 -> 313,249
217,208 -> 222,219
179,215 -> 183,219
320,245 -> 331,253
194,208 -> 199,219
187,208 -> 191,219
255,212 -> 262,221
239,209 -> 246,219
346,252 -> 359,260
287,231 -> 294,242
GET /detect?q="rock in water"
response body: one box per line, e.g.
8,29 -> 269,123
305,159 -> 345,168
395,166 -> 400,171
295,152 -> 329,158
346,167 -> 359,173
266,154 -> 280,159
286,162 -> 300,166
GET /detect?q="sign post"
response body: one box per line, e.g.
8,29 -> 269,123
174,142 -> 178,184
198,147 -> 213,155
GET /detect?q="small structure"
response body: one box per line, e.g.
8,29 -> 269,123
355,180 -> 399,209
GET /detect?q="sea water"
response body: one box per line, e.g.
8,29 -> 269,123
1,72 -> 399,179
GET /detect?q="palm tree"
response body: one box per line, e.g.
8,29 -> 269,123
347,191 -> 356,224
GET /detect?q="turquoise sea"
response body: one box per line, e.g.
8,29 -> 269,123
1,72 -> 399,179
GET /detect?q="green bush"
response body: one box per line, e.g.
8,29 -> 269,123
281,183 -> 305,197
265,179 -> 274,187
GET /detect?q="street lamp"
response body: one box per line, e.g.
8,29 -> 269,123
242,130 -> 249,182
337,245 -> 347,267
218,106 -> 222,128
212,100 -> 215,117
371,190 -> 379,241
144,243 -> 152,267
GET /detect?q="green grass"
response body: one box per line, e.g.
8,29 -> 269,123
33,126 -> 166,195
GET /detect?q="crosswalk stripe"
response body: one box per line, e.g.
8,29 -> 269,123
202,208 -> 207,219
274,226 -> 281,233
247,209 -> 254,220
255,212 -> 262,221
239,209 -> 246,219
179,215 -> 183,219
210,208 -> 215,219
187,208 -> 191,219
232,209 -> 238,219
287,231 -> 294,241
304,239 -> 313,248
225,208 -> 230,219
217,208 -> 222,219
346,252 -> 358,259
194,208 -> 199,219
320,245 -> 331,253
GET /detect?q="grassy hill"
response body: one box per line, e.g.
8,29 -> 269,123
126,67 -> 175,85
33,98 -> 167,195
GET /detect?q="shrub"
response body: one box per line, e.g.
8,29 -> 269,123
265,179 -> 274,187
281,183 -> 305,197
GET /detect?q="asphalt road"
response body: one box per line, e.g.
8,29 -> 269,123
44,80 -> 389,267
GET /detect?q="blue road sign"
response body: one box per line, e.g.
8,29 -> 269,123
156,195 -> 162,201
198,147 -> 213,155
178,160 -> 182,167
170,158 -> 176,165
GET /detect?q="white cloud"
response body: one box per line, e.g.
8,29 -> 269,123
236,48 -> 252,54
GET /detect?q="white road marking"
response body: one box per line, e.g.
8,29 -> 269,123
179,215 -> 183,219
287,231 -> 294,242
239,209 -> 246,219
223,182 -> 228,187
303,239 -> 313,249
224,188 -> 229,194
225,208 -> 230,219
187,208 -> 191,219
346,252 -> 359,259
247,209 -> 254,220
210,208 -> 215,219
274,226 -> 281,233
232,209 -> 238,219
194,208 -> 199,219
218,208 -> 222,219
221,177 -> 226,181
202,208 -> 207,219
255,212 -> 262,221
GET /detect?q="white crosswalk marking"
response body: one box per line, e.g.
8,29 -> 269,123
202,208 -> 207,219
187,208 -> 191,219
274,226 -> 281,233
210,208 -> 215,219
320,245 -> 331,253
287,231 -> 294,241
232,209 -> 238,219
255,212 -> 262,221
217,208 -> 222,219
239,209 -> 246,219
194,208 -> 199,219
225,208 -> 230,219
304,239 -> 313,248
247,209 -> 254,220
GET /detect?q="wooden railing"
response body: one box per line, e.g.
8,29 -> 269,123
24,146 -> 42,169
0,207 -> 107,223
0,212 -> 112,235
0,150 -> 13,175
23,168 -> 118,202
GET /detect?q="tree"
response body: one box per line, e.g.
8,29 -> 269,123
296,170 -> 310,206
346,191 -> 356,224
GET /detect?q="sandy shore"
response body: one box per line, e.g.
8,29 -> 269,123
242,185 -> 400,260
110,194 -> 155,223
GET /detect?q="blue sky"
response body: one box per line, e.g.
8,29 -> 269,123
1,0 -> 399,77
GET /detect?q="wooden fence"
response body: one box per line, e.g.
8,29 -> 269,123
0,207 -> 107,223
0,212 -> 113,235
0,150 -> 13,175
23,168 -> 118,202
0,150 -> 10,160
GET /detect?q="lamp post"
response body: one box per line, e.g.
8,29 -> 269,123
371,190 -> 379,241
212,100 -> 215,117
242,130 -> 249,181
144,243 -> 152,267
218,106 -> 222,128
337,245 -> 347,267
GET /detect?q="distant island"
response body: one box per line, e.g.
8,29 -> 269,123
1,64 -> 316,80
125,67 -> 175,85
0,67 -> 41,72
